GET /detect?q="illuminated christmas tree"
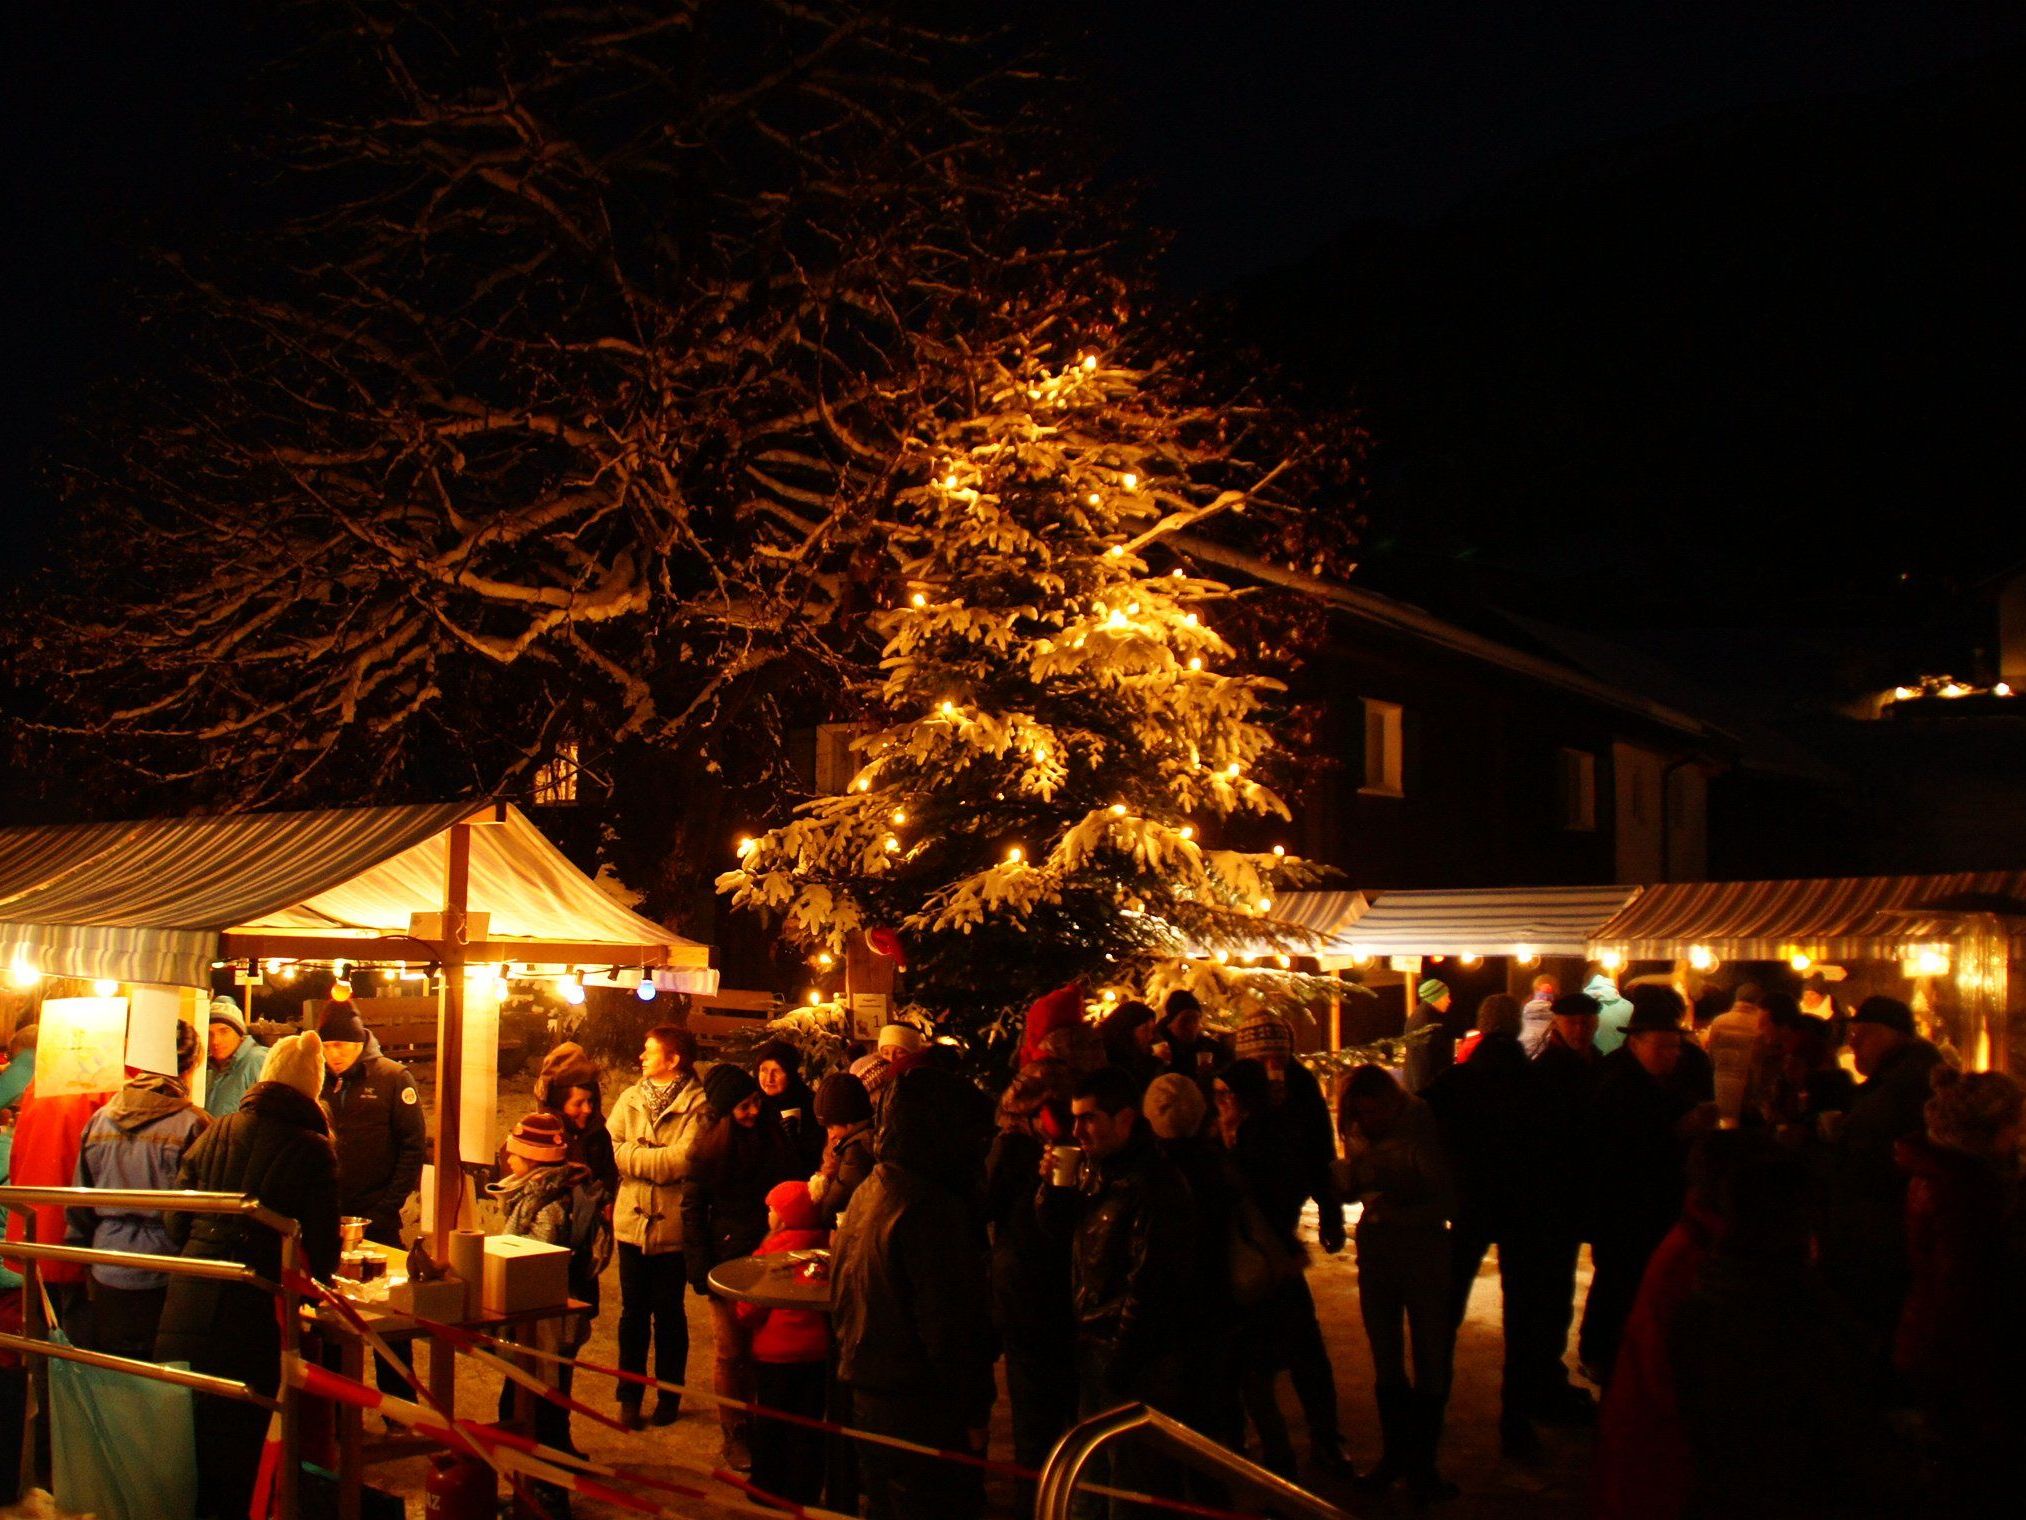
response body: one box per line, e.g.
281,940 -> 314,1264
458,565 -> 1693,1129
719,347 -> 1330,1051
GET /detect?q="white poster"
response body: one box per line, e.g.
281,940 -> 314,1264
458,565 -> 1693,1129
38,997 -> 129,1096
458,976 -> 500,1166
126,985 -> 185,1078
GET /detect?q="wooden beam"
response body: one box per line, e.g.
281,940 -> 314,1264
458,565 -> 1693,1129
431,824 -> 471,1260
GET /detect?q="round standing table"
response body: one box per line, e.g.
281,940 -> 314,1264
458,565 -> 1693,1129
707,1248 -> 834,1311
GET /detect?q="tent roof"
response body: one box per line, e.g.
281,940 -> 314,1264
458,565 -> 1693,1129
1331,883 -> 1641,959
1587,870 -> 2026,961
0,802 -> 707,987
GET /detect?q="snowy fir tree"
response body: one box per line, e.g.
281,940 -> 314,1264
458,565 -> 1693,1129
719,348 -> 1336,1052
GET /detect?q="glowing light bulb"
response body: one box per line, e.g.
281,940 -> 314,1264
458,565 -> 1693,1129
1222,762 -> 1242,778
636,973 -> 657,1002
736,835 -> 755,856
1034,744 -> 1050,762
1106,544 -> 1124,557
911,592 -> 928,608
1121,472 -> 1138,490
1188,656 -> 1204,671
891,809 -> 908,825
1106,609 -> 1128,628
1276,954 -> 1292,968
853,777 -> 871,792
883,836 -> 900,853
1513,944 -> 1539,966
1457,954 -> 1481,969
5,960 -> 38,991
1005,846 -> 1024,864
1027,388 -> 1041,400
1997,682 -> 2014,697
560,975 -> 586,1007
1110,803 -> 1127,817
263,958 -> 283,975
1892,686 -> 1915,701
939,699 -> 959,718
1257,896 -> 1273,912
942,473 -> 959,490
1272,844 -> 1286,857
93,979 -> 120,997
1598,949 -> 1625,973
1183,612 -> 1199,627
805,988 -> 822,1006
1178,825 -> 1195,841
1081,354 -> 1098,371
1171,567 -> 1185,578
1788,952 -> 1814,972
1087,493 -> 1102,507
1127,602 -> 1140,615
1213,949 -> 1230,964
330,978 -> 353,1002
1687,945 -> 1717,972
816,952 -> 835,969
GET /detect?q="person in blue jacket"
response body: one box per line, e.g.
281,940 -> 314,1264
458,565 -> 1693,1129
203,997 -> 266,1119
65,1020 -> 211,1356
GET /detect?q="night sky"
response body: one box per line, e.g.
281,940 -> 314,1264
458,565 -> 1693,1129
7,2 -> 2021,605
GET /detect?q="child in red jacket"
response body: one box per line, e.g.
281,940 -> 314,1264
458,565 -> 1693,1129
736,1181 -> 831,1504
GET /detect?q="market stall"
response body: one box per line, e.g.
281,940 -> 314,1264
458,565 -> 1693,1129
1586,869 -> 2026,1071
0,800 -> 714,1244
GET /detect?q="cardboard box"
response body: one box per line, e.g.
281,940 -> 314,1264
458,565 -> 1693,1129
482,1235 -> 570,1315
389,1274 -> 471,1323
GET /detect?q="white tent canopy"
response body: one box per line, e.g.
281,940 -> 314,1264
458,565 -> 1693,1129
0,801 -> 709,989
1331,883 -> 1641,959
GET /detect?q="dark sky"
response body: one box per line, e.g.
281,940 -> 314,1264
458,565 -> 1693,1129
6,1 -> 2019,560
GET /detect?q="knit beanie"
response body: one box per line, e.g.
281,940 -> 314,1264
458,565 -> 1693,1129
507,1111 -> 569,1163
260,1031 -> 325,1106
876,1023 -> 925,1056
814,1070 -> 873,1127
765,1180 -> 822,1231
753,1039 -> 802,1081
1233,1012 -> 1294,1063
1143,1073 -> 1207,1141
849,1051 -> 895,1097
534,1041 -> 602,1107
208,997 -> 248,1038
315,1005 -> 368,1044
1417,978 -> 1450,1006
703,1062 -> 759,1118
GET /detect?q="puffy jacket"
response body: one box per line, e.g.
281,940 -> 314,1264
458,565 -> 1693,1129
1044,1123 -> 1198,1378
322,1038 -> 427,1241
3,1086 -> 111,1286
1586,976 -> 1636,1056
608,1073 -> 711,1255
682,1114 -> 800,1290
830,1068 -> 994,1423
65,1075 -> 211,1288
736,1225 -> 831,1363
156,1081 -> 341,1386
204,1034 -> 267,1120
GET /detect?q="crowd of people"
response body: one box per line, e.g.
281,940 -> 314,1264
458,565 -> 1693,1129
2,967 -> 2023,1520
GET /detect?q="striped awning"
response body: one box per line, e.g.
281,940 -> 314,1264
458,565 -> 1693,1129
1199,891 -> 1369,964
0,802 -> 707,987
1327,884 -> 1642,959
1586,871 -> 2026,961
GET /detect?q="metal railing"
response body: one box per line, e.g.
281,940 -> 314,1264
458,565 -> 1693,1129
0,1186 -> 306,1518
1036,1403 -> 1351,1520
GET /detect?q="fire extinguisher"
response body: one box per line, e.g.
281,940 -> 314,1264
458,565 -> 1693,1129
424,1452 -> 495,1520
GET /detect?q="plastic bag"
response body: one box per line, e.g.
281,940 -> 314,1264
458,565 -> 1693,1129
47,1327 -> 198,1520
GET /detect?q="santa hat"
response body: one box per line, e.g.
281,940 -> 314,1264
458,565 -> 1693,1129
1020,982 -> 1087,1067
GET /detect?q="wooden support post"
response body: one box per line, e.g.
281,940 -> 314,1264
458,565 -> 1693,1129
431,824 -> 471,1259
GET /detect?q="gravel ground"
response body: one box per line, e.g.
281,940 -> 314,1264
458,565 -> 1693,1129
362,1067 -> 1598,1518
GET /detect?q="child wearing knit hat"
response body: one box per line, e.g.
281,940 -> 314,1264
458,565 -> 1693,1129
734,1181 -> 831,1504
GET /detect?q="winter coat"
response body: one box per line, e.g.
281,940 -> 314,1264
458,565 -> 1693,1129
155,1082 -> 341,1390
1586,976 -> 1635,1056
1592,1197 -> 1721,1520
322,1038 -> 427,1241
1423,1032 -> 1543,1230
1530,1039 -> 1601,1236
830,1069 -> 995,1423
1228,1061 -> 1345,1251
761,1078 -> 825,1176
608,1072 -> 711,1255
682,1113 -> 800,1290
1893,1137 -> 2014,1411
810,1121 -> 876,1229
204,1034 -> 267,1120
983,1128 -> 1074,1340
1403,1000 -> 1456,1093
736,1224 -> 831,1364
1588,1046 -> 1713,1261
65,1074 -> 211,1288
1822,1037 -> 1944,1310
1519,993 -> 1554,1059
1157,1133 -> 1253,1320
487,1160 -> 613,1334
3,1086 -> 111,1287
1336,1094 -> 1455,1238
1043,1123 -> 1198,1380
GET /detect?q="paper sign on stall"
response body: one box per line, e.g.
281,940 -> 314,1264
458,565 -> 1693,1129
125,985 -> 185,1077
37,997 -> 129,1096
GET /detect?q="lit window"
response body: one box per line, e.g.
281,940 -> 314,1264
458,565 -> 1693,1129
1557,748 -> 1597,831
1360,699 -> 1404,797
532,742 -> 580,805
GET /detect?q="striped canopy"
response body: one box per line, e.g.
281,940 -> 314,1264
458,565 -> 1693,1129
1587,870 -> 2026,961
1329,883 -> 1641,959
0,802 -> 706,988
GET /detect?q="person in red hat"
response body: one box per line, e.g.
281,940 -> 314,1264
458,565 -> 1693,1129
735,1181 -> 832,1505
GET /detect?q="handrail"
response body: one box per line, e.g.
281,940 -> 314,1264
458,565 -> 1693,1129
0,1183 -> 304,1516
1,1238 -> 278,1290
1036,1403 -> 1350,1520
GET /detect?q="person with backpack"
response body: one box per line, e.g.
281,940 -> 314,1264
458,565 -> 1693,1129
735,1181 -> 831,1506
489,1111 -> 614,1498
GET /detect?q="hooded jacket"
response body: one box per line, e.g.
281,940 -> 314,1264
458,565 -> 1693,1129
736,1186 -> 830,1364
321,1033 -> 428,1240
488,1159 -> 613,1318
830,1068 -> 994,1423
66,1074 -> 211,1288
204,1033 -> 268,1120
1586,976 -> 1636,1056
608,1070 -> 712,1255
